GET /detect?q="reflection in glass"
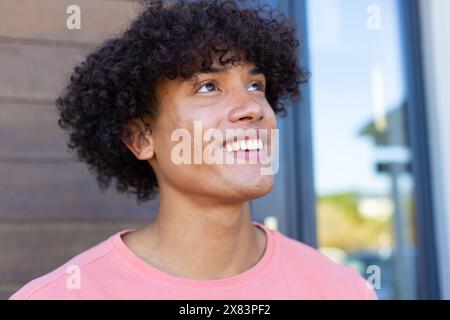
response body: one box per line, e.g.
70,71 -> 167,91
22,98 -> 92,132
307,0 -> 416,299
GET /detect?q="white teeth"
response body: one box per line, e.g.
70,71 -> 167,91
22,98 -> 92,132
258,139 -> 263,150
224,138 -> 264,152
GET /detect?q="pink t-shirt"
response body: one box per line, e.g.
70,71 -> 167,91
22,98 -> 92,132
10,221 -> 377,300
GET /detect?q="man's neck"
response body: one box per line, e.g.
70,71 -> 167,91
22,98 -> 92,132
122,188 -> 267,280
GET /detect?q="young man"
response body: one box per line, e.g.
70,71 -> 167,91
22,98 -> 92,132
10,0 -> 377,299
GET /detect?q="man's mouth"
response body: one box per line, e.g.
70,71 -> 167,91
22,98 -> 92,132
223,138 -> 264,153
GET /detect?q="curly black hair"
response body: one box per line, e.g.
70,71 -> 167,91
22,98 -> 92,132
56,0 -> 309,204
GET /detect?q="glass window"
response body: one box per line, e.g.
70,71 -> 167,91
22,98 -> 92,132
307,0 -> 416,299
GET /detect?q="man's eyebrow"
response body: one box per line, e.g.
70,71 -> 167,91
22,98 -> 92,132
248,66 -> 263,76
195,66 -> 263,75
196,66 -> 227,74
186,66 -> 264,86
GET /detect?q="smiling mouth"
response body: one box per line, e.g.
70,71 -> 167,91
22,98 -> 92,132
223,138 -> 264,153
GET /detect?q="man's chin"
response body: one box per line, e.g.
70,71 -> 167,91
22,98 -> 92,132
234,179 -> 275,201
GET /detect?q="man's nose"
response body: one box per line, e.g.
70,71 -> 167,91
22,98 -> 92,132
228,89 -> 265,123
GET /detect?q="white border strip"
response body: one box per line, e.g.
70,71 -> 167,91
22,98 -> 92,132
420,0 -> 450,299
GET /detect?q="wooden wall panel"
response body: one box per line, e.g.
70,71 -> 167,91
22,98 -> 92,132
0,103 -> 68,158
0,0 -> 139,45
0,44 -> 87,101
0,162 -> 159,220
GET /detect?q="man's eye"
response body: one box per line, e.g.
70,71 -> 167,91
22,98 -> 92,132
197,81 -> 217,93
195,81 -> 265,94
249,81 -> 266,92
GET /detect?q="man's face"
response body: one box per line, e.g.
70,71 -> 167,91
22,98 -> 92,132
150,60 -> 277,203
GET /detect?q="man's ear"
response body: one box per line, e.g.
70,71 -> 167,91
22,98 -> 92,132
121,118 -> 155,160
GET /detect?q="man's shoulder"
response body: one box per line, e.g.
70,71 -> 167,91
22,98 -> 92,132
272,230 -> 378,299
9,234 -> 116,300
273,230 -> 345,272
